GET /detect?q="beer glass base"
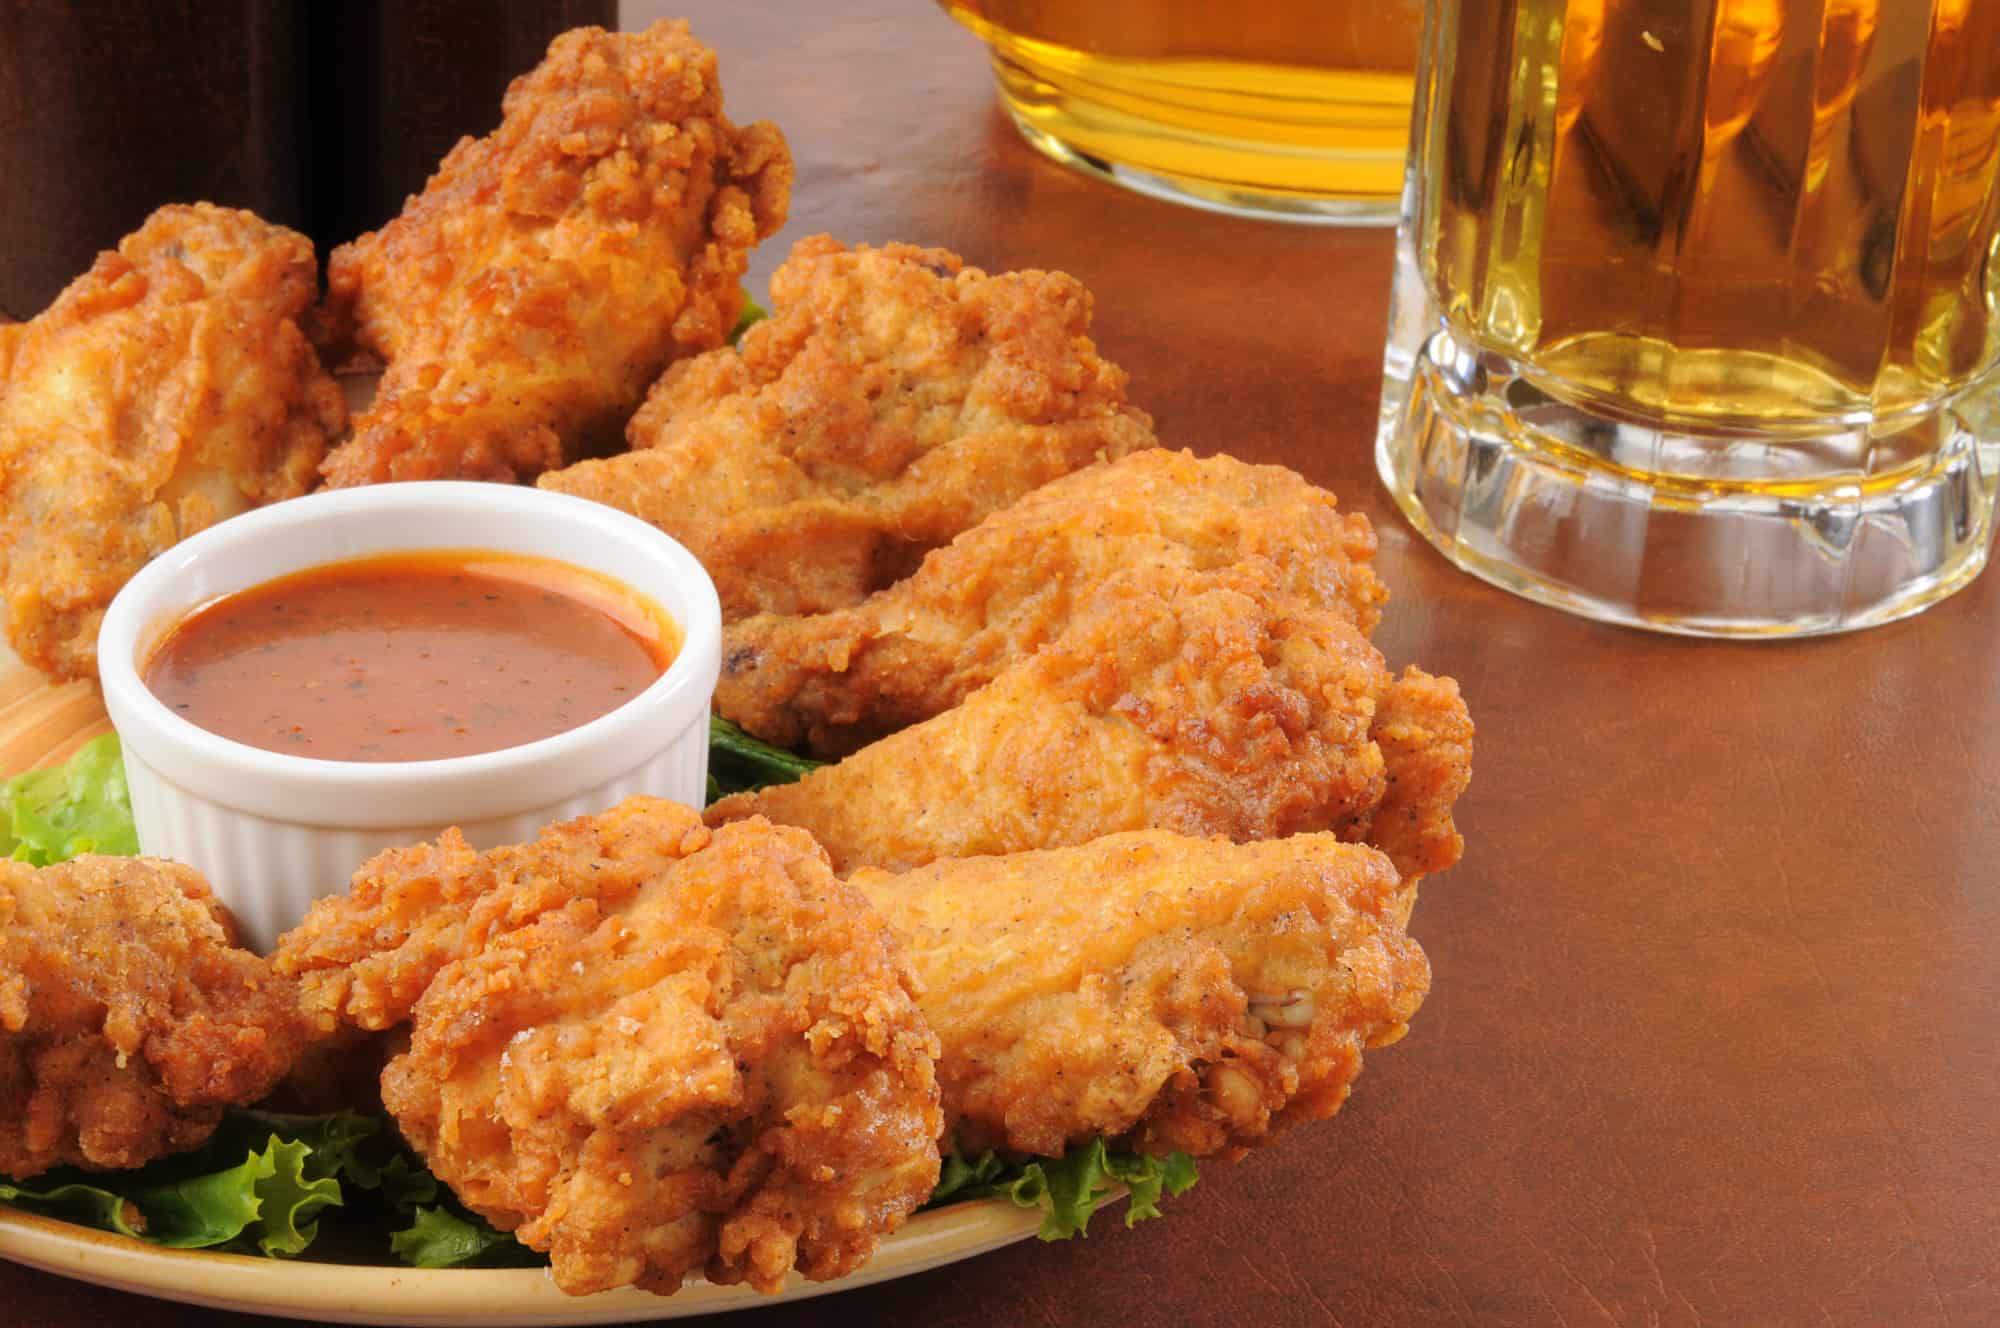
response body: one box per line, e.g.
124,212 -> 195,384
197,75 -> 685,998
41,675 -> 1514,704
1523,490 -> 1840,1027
1004,109 -> 1401,227
1377,332 -> 1999,639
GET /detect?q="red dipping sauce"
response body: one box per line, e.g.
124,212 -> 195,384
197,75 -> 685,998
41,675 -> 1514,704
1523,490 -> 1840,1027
143,551 -> 677,763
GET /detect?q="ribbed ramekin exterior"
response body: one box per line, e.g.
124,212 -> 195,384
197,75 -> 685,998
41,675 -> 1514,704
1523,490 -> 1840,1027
123,713 -> 710,954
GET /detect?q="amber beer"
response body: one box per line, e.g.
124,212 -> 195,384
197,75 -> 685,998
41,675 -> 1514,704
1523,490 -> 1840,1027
1379,0 -> 2000,635
940,0 -> 1424,222
1418,0 -> 1999,456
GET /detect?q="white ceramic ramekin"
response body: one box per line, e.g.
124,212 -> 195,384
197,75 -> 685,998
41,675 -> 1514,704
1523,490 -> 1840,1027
98,482 -> 721,952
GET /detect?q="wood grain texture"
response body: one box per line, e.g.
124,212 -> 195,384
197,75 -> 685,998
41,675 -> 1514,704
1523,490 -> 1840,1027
3,3 -> 1997,1326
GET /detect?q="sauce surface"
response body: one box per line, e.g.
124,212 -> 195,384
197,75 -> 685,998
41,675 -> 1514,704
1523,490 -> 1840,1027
144,551 -> 677,763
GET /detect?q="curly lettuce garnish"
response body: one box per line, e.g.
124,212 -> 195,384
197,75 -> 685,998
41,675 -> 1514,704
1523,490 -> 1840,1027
390,1203 -> 543,1269
1,1112 -> 364,1256
707,714 -> 822,802
729,296 -> 768,345
929,1140 -> 1199,1240
0,733 -> 136,865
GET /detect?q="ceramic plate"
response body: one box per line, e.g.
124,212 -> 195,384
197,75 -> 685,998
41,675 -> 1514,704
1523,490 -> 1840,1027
0,1201 -> 1041,1325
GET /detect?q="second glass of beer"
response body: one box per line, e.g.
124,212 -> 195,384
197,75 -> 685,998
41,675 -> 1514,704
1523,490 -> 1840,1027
940,0 -> 1425,224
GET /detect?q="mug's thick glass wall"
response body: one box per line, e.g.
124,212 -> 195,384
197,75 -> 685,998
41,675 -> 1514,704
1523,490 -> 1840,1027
1378,0 -> 2000,635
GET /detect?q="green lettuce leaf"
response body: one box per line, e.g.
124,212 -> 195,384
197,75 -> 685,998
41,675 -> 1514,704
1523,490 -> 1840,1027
0,733 -> 137,865
390,1205 -> 543,1269
707,715 -> 822,802
729,296 -> 768,345
123,1145 -> 276,1249
0,1177 -> 145,1239
2,1129 -> 340,1254
244,1138 -> 342,1256
0,1108 -> 486,1262
926,1140 -> 1198,1240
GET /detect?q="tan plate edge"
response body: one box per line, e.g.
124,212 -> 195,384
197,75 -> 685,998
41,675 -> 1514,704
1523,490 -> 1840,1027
0,1200 -> 1044,1326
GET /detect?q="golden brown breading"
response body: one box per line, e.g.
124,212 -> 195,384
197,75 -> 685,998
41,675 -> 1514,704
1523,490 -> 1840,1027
272,796 -> 697,1036
709,567 -> 1472,883
0,204 -> 344,682
853,831 -> 1428,1159
0,856 -> 304,1178
1363,667 -> 1474,891
715,449 -> 1388,755
317,21 -> 791,486
279,798 -> 942,1298
539,235 -> 1155,619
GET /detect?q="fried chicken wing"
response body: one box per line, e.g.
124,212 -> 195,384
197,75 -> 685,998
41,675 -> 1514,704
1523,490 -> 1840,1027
853,831 -> 1428,1160
0,204 -> 344,681
539,235 -> 1155,618
278,797 -> 942,1297
0,856 -> 304,1178
317,20 -> 791,487
710,569 -> 1472,886
273,798 -> 695,1036
0,319 -> 21,383
1364,667 -> 1475,888
715,449 -> 1388,755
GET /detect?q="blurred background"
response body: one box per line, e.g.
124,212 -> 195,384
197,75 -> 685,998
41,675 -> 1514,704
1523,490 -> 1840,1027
0,1 -> 613,318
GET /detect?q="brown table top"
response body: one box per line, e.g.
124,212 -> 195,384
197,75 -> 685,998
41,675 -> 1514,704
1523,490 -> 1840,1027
7,3 -> 1998,1326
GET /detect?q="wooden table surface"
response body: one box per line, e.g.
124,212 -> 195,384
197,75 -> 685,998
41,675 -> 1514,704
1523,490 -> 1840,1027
6,4 -> 1998,1325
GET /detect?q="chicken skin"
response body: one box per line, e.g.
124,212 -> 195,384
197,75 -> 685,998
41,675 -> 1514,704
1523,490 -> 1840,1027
277,798 -> 943,1298
317,21 -> 791,486
0,318 -> 21,383
540,235 -> 1155,619
0,204 -> 344,681
1365,668 -> 1476,888
854,831 -> 1429,1160
0,856 -> 304,1178
715,449 -> 1389,756
274,796 -> 698,1036
709,566 -> 1472,887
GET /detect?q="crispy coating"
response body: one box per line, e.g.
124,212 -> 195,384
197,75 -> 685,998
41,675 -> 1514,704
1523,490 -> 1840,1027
539,235 -> 1155,618
0,204 -> 344,681
281,798 -> 942,1298
715,449 -> 1388,756
273,800 -> 694,1036
0,856 -> 304,1178
853,831 -> 1428,1159
318,21 -> 791,486
711,568 -> 1472,885
1363,667 -> 1475,891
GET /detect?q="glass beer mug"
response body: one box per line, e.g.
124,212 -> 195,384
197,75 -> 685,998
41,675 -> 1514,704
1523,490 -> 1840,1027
1378,0 -> 2000,635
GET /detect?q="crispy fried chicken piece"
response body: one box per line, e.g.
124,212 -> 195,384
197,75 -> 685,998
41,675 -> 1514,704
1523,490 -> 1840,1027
317,20 -> 791,486
273,800 -> 693,1036
715,449 -> 1388,756
853,831 -> 1428,1159
0,856 -> 304,1178
0,204 -> 344,682
709,569 -> 1473,886
539,235 -> 1156,619
1364,668 -> 1475,889
278,797 -> 942,1297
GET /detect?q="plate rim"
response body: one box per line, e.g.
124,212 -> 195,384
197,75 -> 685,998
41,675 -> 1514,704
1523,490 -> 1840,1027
0,1196 -> 1044,1325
